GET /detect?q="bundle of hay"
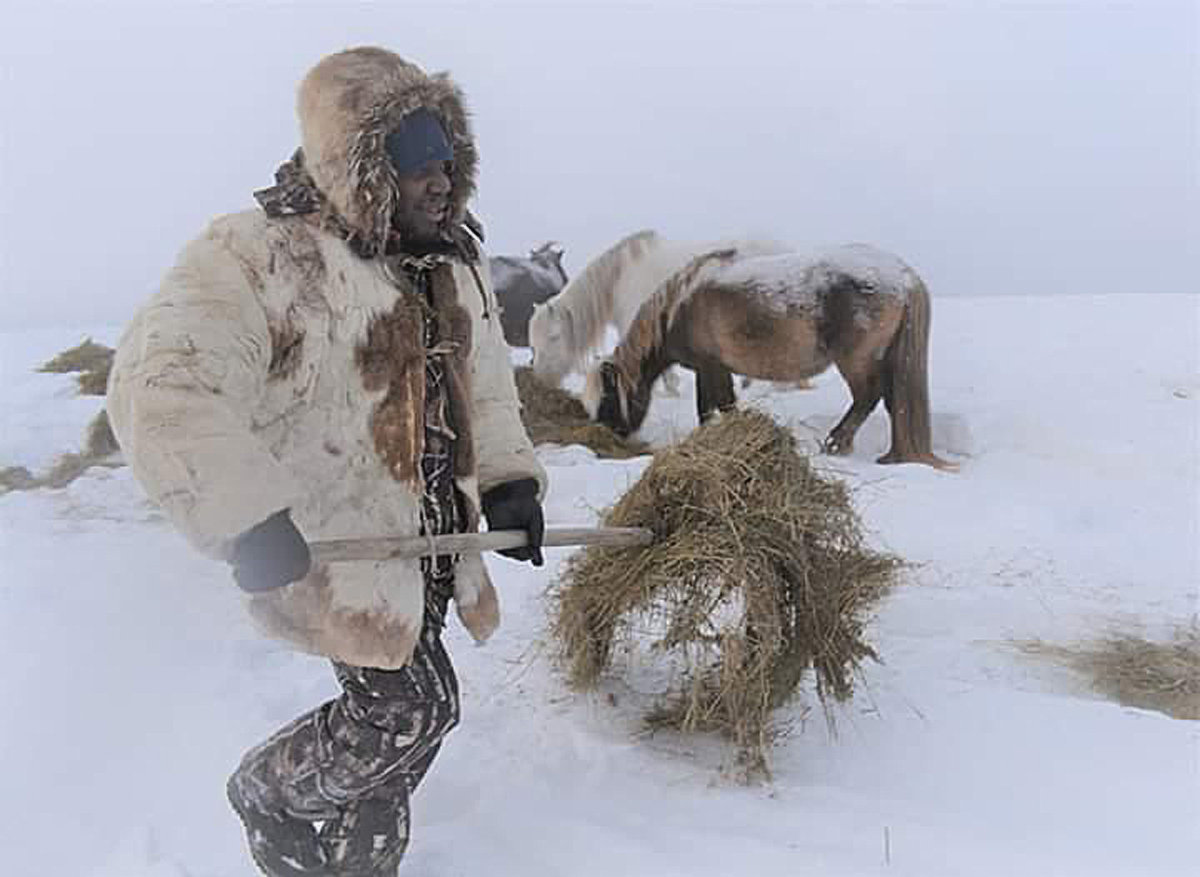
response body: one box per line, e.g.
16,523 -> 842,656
513,366 -> 648,459
551,408 -> 900,779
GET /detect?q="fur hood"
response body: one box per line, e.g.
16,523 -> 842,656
297,46 -> 479,254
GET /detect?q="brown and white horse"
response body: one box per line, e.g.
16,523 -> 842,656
528,229 -> 787,387
583,243 -> 954,469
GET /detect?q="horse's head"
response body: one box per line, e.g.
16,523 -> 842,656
583,360 -> 626,434
529,241 -> 568,287
583,360 -> 652,437
529,301 -> 574,385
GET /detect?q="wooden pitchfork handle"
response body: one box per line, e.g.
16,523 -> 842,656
309,526 -> 653,564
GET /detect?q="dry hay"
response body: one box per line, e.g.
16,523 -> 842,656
38,338 -> 115,396
83,409 -> 120,458
1018,624 -> 1200,720
2,342 -> 122,494
550,407 -> 901,779
514,366 -> 648,459
0,453 -> 119,493
0,410 -> 122,494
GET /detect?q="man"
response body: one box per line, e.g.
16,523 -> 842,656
107,47 -> 546,876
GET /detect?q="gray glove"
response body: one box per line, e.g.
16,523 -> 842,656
230,509 -> 311,592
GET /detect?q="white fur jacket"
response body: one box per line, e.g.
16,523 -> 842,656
107,48 -> 546,669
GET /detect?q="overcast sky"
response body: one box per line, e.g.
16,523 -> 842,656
2,0 -> 1197,330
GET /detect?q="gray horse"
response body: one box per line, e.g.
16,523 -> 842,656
490,242 -> 568,347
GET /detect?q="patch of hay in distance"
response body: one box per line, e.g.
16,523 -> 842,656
514,366 -> 649,459
38,338 -> 114,396
1018,624 -> 1200,720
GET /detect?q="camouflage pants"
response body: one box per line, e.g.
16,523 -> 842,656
226,575 -> 460,877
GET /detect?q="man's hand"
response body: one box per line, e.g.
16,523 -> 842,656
481,478 -> 545,566
230,509 -> 312,592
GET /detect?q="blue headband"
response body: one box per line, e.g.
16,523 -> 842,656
384,107 -> 454,175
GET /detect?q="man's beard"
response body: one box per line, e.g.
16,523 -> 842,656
392,206 -> 449,254
394,214 -> 441,243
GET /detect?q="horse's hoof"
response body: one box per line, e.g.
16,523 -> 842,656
822,437 -> 852,456
876,451 -> 959,471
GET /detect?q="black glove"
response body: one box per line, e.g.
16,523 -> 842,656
481,478 -> 545,566
230,509 -> 312,593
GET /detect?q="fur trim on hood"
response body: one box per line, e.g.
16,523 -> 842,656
296,46 -> 479,255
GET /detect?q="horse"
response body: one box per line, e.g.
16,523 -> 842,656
528,229 -> 787,386
581,243 -> 955,469
490,241 -> 569,347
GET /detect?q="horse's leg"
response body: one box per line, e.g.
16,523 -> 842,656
823,362 -> 884,456
695,364 -> 736,424
875,285 -> 955,469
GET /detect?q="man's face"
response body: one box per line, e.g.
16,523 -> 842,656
392,160 -> 452,244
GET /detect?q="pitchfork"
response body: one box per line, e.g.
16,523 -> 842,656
309,526 -> 653,564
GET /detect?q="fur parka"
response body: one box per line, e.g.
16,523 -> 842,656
107,47 -> 546,669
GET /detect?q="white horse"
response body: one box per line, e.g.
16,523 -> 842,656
528,229 -> 788,389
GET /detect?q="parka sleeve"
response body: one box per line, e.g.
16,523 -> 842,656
106,228 -> 303,559
467,259 -> 548,498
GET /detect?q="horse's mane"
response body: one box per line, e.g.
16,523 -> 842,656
609,247 -> 741,390
541,228 -> 660,365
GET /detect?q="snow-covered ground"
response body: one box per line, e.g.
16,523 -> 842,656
2,293 -> 1197,877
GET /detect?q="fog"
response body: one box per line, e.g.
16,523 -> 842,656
2,0 -> 1197,330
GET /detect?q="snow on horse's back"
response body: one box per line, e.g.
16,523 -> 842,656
586,244 -> 955,470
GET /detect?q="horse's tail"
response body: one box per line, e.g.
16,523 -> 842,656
881,278 -> 956,470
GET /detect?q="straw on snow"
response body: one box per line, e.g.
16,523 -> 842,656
1018,625 -> 1200,720
1,340 -> 120,493
513,366 -> 649,459
37,337 -> 114,396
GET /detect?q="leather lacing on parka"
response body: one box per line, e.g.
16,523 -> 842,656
254,148 -> 491,319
